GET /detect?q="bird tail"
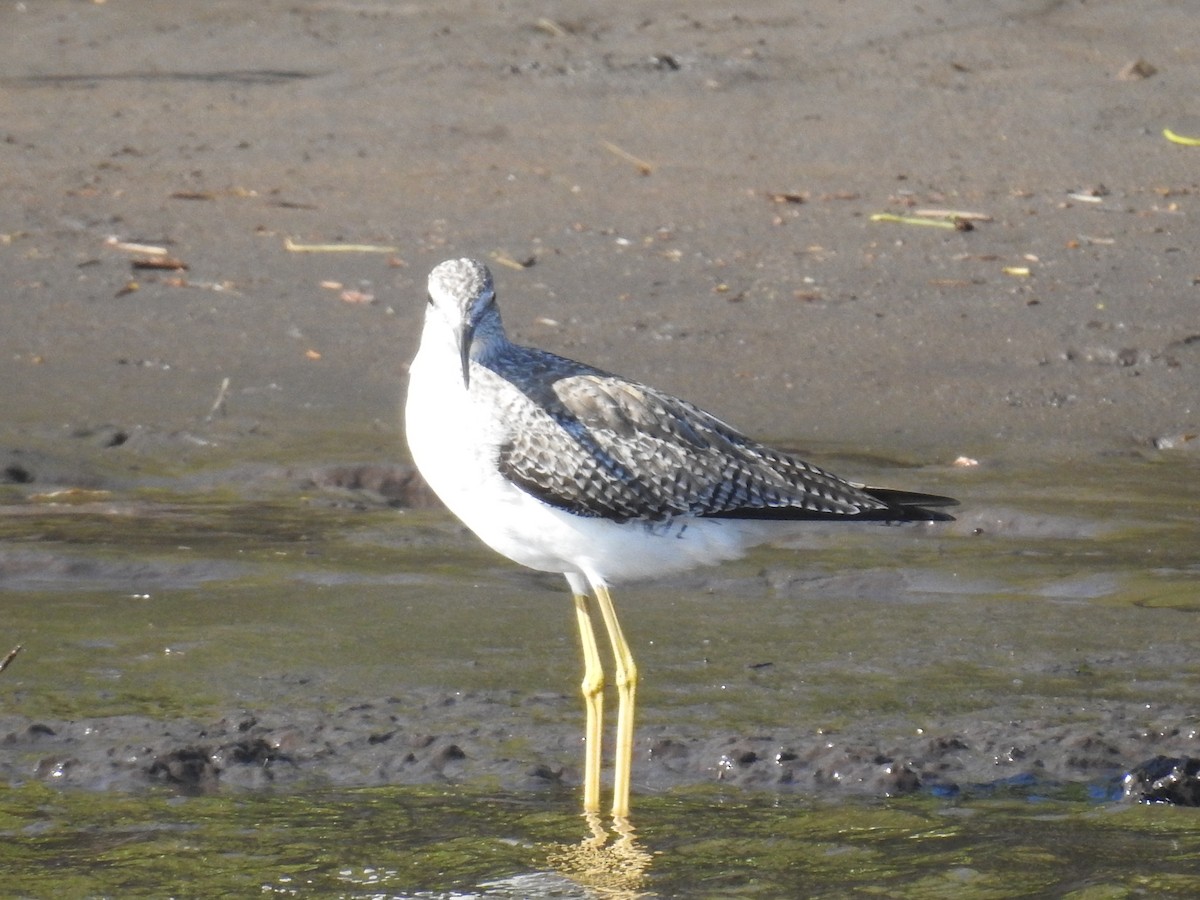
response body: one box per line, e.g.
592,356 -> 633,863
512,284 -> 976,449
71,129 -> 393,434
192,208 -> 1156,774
862,487 -> 957,522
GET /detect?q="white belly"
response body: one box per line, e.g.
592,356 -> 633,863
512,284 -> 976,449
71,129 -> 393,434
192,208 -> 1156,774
405,344 -> 774,585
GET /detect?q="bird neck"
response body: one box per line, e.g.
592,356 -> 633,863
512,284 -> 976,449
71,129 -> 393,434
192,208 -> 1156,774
468,304 -> 509,368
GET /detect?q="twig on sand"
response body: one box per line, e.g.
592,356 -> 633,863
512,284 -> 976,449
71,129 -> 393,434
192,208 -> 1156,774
284,237 -> 399,253
1163,127 -> 1200,147
0,645 -> 23,676
870,212 -> 960,230
913,208 -> 993,222
205,376 -> 231,421
602,141 -> 654,175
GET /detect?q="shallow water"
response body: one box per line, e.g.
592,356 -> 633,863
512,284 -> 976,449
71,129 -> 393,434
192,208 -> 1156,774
1,444 -> 1198,895
3,783 -> 1200,898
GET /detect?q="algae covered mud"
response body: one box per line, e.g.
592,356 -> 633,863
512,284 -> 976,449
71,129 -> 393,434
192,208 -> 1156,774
1,441 -> 1197,895
3,785 -> 1199,897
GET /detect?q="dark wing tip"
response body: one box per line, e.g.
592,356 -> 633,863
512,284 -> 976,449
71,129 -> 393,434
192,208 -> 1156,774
707,488 -> 958,523
862,487 -> 958,522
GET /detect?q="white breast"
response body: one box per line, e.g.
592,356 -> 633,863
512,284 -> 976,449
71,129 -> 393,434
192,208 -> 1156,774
405,328 -> 773,586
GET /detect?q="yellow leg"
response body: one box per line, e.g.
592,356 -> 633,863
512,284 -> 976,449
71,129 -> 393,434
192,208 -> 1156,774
573,593 -> 604,814
592,583 -> 637,819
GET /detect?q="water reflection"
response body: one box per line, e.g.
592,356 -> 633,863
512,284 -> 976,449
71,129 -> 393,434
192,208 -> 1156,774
542,812 -> 654,898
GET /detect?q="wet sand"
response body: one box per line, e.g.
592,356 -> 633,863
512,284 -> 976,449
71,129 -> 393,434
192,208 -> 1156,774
4,0 -> 1198,461
2,1 -> 1199,803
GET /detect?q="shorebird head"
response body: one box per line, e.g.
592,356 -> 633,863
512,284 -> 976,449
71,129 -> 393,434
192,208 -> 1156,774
426,258 -> 495,388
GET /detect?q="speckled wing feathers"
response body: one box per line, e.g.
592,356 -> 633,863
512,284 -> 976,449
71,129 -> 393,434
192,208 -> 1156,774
492,347 -> 952,524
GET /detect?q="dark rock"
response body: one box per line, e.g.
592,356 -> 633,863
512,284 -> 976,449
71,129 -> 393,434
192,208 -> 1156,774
147,746 -> 220,792
1123,756 -> 1200,806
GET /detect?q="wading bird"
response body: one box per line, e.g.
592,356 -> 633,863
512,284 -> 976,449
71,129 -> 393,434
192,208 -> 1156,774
404,258 -> 955,818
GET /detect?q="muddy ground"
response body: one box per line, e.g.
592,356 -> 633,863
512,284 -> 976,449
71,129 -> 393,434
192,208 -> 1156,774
1,0 -> 1198,802
2,687 -> 1198,804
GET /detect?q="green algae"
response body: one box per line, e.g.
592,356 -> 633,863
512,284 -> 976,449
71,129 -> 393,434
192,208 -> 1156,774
2,783 -> 1199,897
2,450 -> 1199,895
